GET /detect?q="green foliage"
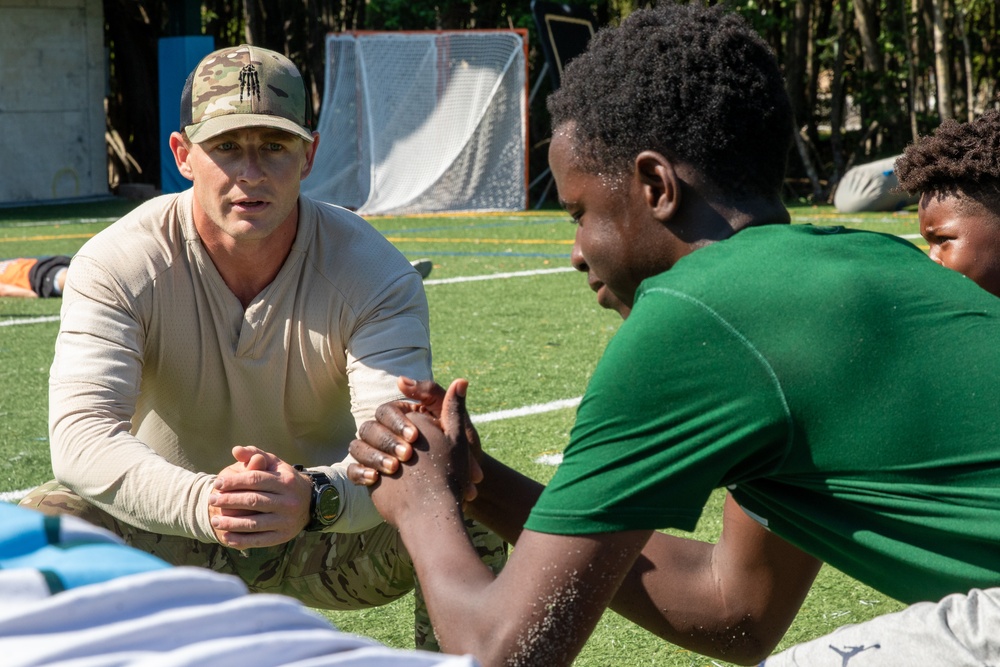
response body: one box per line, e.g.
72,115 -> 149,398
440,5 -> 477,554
98,0 -> 1000,208
734,0 -> 794,39
366,0 -> 442,29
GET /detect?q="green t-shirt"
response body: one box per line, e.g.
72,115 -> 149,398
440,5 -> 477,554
525,224 -> 1000,603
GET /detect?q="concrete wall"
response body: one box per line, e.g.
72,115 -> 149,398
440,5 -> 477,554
0,0 -> 107,203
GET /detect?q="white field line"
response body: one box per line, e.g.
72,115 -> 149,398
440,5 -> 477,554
0,396 -> 581,502
3,267 -> 579,489
0,315 -> 60,327
0,269 -> 576,330
534,452 -> 565,466
1,488 -> 33,503
472,398 -> 581,468
423,266 -> 575,286
1,267 -> 583,501
471,396 -> 581,423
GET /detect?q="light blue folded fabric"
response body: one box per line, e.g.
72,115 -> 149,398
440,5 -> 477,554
0,503 -> 169,594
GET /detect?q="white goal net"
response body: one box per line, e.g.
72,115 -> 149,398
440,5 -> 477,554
302,30 -> 527,216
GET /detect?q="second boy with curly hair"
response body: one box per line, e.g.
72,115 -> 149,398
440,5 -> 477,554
896,110 -> 1000,297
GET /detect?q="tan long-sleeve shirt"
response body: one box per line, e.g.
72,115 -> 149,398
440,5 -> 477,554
49,190 -> 431,542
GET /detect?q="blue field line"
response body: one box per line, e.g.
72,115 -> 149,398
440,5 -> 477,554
0,217 -> 119,229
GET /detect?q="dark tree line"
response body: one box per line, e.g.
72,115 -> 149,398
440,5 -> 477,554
737,0 -> 1000,201
105,0 -> 1000,205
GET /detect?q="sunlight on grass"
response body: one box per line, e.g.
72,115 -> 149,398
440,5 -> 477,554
0,202 -> 918,664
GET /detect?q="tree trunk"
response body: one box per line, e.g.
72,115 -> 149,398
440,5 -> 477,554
793,128 -> 824,201
808,0 -> 835,166
956,4 -> 975,121
785,0 -> 811,130
931,0 -> 955,121
901,0 -> 919,140
853,0 -> 883,76
828,0 -> 850,195
852,0 -> 885,154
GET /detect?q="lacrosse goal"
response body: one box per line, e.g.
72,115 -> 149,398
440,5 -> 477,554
302,30 -> 528,216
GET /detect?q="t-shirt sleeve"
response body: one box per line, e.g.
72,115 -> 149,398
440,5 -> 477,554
525,287 -> 794,535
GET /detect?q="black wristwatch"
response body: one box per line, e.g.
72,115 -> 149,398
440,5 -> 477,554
294,465 -> 342,531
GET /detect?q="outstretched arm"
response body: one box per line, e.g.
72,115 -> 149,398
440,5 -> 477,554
451,456 -> 820,663
610,495 -> 821,661
362,382 -> 651,665
352,378 -> 821,664
0,282 -> 39,298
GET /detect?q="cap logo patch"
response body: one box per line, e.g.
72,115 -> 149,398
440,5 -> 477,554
239,63 -> 260,104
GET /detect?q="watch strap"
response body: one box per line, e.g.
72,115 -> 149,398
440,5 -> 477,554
293,464 -> 339,531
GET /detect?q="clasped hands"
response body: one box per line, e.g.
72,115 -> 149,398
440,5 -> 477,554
208,445 -> 313,548
207,376 -> 481,548
346,377 -> 484,527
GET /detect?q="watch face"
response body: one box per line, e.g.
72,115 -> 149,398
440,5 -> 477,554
315,485 -> 341,524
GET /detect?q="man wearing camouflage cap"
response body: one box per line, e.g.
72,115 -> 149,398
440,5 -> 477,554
20,44 -> 504,649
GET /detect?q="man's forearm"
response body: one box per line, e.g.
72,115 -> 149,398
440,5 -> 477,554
392,436 -> 764,664
464,456 -> 815,664
323,462 -> 386,533
50,428 -> 218,542
466,455 -> 543,544
389,488 -> 503,658
466,457 -> 710,643
466,456 -> 700,640
607,502 -> 822,663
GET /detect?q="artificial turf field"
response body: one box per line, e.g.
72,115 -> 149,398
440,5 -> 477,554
0,198 -> 920,665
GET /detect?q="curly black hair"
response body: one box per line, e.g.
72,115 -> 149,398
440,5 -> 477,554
895,110 -> 1000,213
547,2 -> 793,199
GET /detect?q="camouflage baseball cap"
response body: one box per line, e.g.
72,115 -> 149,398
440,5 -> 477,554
180,44 -> 313,143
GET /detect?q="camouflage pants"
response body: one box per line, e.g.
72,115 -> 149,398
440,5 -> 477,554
19,480 -> 507,651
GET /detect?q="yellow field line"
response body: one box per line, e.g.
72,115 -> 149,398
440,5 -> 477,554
4,234 -> 922,250
0,233 -> 96,243
4,229 -> 918,249
1,232 -> 571,246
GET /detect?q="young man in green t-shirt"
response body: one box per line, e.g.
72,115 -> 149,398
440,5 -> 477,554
347,4 -> 1000,666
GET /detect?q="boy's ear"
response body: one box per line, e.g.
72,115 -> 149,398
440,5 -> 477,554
634,151 -> 680,222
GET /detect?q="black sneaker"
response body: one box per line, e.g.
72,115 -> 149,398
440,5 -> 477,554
411,259 -> 433,279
